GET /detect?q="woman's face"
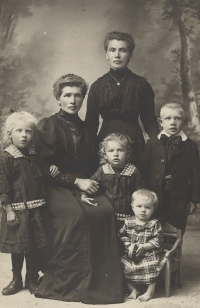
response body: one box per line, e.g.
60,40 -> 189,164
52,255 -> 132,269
105,40 -> 131,69
59,86 -> 84,114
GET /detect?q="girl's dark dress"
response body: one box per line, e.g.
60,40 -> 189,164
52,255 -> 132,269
35,110 -> 124,304
0,145 -> 51,254
85,67 -> 159,166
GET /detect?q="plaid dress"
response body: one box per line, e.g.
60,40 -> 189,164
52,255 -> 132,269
119,217 -> 166,285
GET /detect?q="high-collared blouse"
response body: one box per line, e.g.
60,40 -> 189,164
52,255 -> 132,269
91,163 -> 144,214
0,144 -> 44,206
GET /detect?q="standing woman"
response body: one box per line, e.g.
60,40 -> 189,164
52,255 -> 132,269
35,74 -> 124,304
85,31 -> 159,167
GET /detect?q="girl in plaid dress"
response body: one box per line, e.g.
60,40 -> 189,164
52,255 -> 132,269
0,111 -> 51,296
81,133 -> 144,231
119,189 -> 166,302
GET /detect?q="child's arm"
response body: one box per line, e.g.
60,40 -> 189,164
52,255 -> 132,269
136,242 -> 155,257
136,221 -> 164,257
3,203 -> 19,227
0,155 -> 19,227
188,141 -> 200,212
119,222 -> 132,249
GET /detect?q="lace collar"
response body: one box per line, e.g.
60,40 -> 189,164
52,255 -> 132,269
102,163 -> 136,176
4,144 -> 36,158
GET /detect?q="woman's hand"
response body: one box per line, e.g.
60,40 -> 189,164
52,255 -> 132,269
81,194 -> 98,206
75,178 -> 99,194
49,165 -> 60,177
7,210 -> 19,227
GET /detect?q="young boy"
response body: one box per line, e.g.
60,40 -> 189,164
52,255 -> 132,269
141,102 -> 200,234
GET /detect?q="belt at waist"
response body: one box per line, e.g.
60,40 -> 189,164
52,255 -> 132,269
10,199 -> 46,211
115,213 -> 131,221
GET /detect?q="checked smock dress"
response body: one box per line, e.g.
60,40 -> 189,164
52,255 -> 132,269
119,217 -> 166,285
90,163 -> 144,230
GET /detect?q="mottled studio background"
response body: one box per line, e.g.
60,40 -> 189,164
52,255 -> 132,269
1,0 -> 200,123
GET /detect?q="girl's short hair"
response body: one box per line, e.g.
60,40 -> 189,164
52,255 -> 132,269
53,73 -> 88,100
99,133 -> 133,165
104,31 -> 135,53
160,102 -> 188,124
131,189 -> 158,210
1,111 -> 38,149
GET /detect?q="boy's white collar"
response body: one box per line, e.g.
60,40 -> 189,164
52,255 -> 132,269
158,130 -> 187,141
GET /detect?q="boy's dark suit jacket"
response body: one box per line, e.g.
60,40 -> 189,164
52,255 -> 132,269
141,136 -> 200,215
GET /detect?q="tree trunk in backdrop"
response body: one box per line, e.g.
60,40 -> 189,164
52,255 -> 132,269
169,0 -> 200,131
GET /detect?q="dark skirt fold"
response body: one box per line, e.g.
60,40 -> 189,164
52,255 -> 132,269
35,185 -> 124,304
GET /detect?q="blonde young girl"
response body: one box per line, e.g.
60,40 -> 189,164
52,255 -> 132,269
0,111 -> 51,296
81,133 -> 144,230
119,189 -> 166,302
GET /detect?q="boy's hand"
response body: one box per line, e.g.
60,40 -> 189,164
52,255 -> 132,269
7,210 -> 19,227
186,202 -> 197,215
81,194 -> 98,206
49,165 -> 60,177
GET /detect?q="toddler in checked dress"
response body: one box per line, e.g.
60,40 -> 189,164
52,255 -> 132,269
119,189 -> 166,302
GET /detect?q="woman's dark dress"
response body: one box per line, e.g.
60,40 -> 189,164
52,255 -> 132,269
35,110 -> 124,304
85,67 -> 159,166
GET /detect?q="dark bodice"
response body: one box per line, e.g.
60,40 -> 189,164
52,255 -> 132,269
0,146 -> 44,205
38,110 -> 96,186
85,68 -> 159,140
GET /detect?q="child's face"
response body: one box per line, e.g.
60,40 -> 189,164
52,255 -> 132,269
105,40 -> 131,70
105,140 -> 128,168
159,107 -> 185,136
59,86 -> 83,114
132,196 -> 155,222
10,120 -> 33,149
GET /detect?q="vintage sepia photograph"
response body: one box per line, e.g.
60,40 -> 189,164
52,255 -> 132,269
0,1 -> 200,308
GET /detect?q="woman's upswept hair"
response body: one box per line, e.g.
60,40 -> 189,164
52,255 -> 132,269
99,133 -> 133,165
131,189 -> 158,210
160,101 -> 189,125
104,31 -> 135,53
1,111 -> 38,149
53,73 -> 88,100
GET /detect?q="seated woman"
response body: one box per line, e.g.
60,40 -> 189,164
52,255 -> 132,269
85,31 -> 159,167
35,74 -> 124,304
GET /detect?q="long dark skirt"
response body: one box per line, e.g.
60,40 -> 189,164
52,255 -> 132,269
35,185 -> 124,304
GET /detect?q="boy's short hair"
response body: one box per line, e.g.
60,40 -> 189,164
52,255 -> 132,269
104,31 -> 135,53
160,102 -> 188,124
1,111 -> 38,149
131,189 -> 158,210
99,133 -> 133,165
53,73 -> 88,100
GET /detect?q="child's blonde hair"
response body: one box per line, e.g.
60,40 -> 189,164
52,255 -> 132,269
160,102 -> 188,125
131,189 -> 158,210
1,111 -> 38,149
99,133 -> 133,165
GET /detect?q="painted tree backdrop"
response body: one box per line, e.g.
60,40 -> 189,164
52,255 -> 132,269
0,0 -> 200,144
